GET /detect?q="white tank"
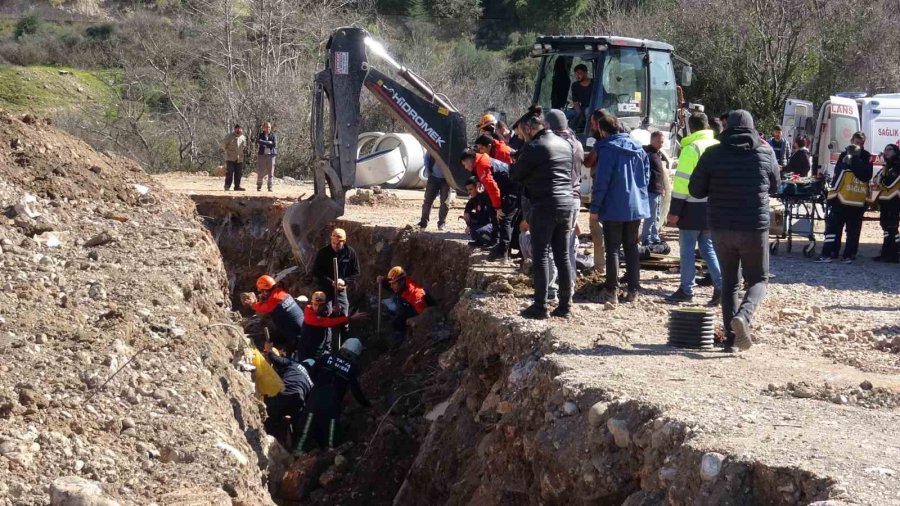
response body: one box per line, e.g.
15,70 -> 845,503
354,147 -> 405,187
371,133 -> 427,189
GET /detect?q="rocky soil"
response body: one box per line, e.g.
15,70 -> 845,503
0,114 -> 275,505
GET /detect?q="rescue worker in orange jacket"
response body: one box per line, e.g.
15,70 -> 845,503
245,275 -> 304,353
378,266 -> 435,348
297,291 -> 369,361
461,149 -> 521,261
475,133 -> 514,165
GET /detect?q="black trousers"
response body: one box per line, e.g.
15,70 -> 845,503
712,229 -> 769,348
264,392 -> 304,449
531,207 -> 575,307
496,195 -> 520,252
879,198 -> 900,261
822,202 -> 866,259
603,220 -> 641,291
323,289 -> 349,351
224,161 -> 242,189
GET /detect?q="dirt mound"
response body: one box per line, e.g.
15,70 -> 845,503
0,113 -> 273,505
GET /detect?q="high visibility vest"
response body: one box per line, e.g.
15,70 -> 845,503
827,170 -> 869,206
672,130 -> 719,202
878,169 -> 900,201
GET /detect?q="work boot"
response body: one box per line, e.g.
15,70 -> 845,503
666,288 -> 693,303
234,187 -> 246,191
437,222 -> 446,231
723,346 -> 738,354
521,304 -> 548,320
268,187 -> 273,192
622,289 -> 639,303
550,304 -> 571,319
224,187 -> 231,191
708,288 -> 721,306
731,315 -> 752,351
257,185 -> 262,192
417,222 -> 428,230
487,245 -> 508,262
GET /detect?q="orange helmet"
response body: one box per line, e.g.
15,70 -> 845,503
387,266 -> 406,282
256,275 -> 276,291
331,228 -> 347,241
478,113 -> 497,131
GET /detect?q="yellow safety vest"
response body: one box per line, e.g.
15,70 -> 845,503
827,170 -> 869,206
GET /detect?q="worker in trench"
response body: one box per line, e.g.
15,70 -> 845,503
297,291 -> 369,361
294,338 -> 371,457
312,228 -> 361,349
260,340 -> 314,452
378,266 -> 435,349
242,275 -> 304,356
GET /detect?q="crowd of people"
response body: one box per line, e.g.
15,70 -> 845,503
242,228 -> 434,456
229,93 -> 900,461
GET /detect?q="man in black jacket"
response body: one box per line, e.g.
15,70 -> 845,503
689,110 -> 780,352
312,228 -> 360,347
262,344 -> 314,451
510,106 -> 575,319
815,132 -> 874,263
293,338 -> 370,456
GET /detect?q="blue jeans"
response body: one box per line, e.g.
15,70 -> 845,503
679,229 -> 722,295
469,223 -> 494,246
641,192 -> 662,245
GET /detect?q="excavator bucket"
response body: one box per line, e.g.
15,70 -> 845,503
283,194 -> 343,271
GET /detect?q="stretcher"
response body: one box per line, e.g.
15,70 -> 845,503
770,178 -> 828,257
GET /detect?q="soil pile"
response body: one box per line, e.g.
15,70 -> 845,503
0,113 -> 274,505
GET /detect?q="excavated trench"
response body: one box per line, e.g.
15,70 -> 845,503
193,195 -> 838,506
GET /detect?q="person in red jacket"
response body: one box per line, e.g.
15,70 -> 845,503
378,266 -> 435,349
461,149 -> 522,261
298,291 -> 369,360
244,275 -> 305,354
475,134 -> 514,164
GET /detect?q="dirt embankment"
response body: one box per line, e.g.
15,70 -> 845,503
0,114 -> 274,505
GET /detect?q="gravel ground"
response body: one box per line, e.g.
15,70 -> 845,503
160,173 -> 900,504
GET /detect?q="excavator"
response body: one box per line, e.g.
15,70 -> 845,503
283,27 -> 693,266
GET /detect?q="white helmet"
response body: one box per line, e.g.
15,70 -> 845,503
340,338 -> 363,358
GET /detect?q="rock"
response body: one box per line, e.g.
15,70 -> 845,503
88,283 -> 107,301
859,380 -> 873,391
486,279 -> 514,294
700,452 -> 725,481
607,418 -> 631,448
562,401 -> 578,416
50,476 -> 121,506
83,232 -> 115,248
495,401 -> 514,415
832,394 -> 849,405
425,400 -> 450,421
122,417 -> 135,430
215,441 -> 248,466
658,467 -> 677,482
791,386 -> 815,399
318,465 -> 340,490
864,466 -> 896,476
588,402 -> 608,427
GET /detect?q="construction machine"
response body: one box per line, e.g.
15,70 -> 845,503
284,28 -> 693,266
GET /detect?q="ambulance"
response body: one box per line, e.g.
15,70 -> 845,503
782,93 -> 900,176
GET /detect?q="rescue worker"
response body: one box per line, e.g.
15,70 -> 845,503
462,176 -> 496,248
298,291 -> 369,361
874,143 -> 900,263
667,112 -> 723,305
244,275 -> 304,353
378,267 -> 434,348
475,134 -> 514,164
261,341 -> 314,451
815,131 -> 874,264
460,148 -> 520,261
294,338 -> 371,456
478,113 -> 498,135
312,228 -> 360,346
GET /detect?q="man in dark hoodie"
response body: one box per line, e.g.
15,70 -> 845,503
689,110 -> 780,352
510,106 -> 575,319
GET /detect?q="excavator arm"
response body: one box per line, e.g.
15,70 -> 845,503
284,27 -> 469,267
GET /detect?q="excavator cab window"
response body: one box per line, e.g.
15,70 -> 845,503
599,47 -> 646,124
535,54 -> 597,134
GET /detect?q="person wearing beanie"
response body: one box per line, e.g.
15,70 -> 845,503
689,109 -> 780,353
545,108 -> 583,284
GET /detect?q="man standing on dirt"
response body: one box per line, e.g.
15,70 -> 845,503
689,110 -> 780,353
220,124 -> 247,191
510,105 -> 575,319
256,122 -> 277,192
418,152 -> 451,231
312,228 -> 360,348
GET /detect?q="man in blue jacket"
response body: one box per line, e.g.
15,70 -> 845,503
589,110 -> 650,304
